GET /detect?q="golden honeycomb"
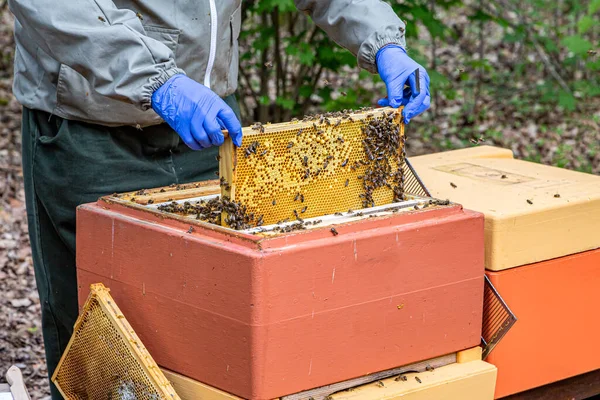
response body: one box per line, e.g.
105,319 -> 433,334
52,284 -> 180,400
220,107 -> 405,226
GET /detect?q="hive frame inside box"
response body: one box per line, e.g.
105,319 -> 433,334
109,157 -> 434,237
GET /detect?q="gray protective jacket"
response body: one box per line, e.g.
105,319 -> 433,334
9,0 -> 406,128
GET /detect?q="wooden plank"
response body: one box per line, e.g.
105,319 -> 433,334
457,346 -> 483,363
111,180 -> 221,204
331,361 -> 497,400
161,369 -> 244,400
132,185 -> 220,205
5,366 -> 31,400
499,369 -> 600,400
282,353 -> 456,400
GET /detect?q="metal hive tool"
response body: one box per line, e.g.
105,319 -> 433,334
481,275 -> 517,359
52,284 -> 180,400
219,107 -> 406,227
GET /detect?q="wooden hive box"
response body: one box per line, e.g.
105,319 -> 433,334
76,184 -> 485,400
411,146 -> 600,398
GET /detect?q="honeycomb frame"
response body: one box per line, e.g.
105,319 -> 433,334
219,107 -> 405,226
52,283 -> 181,400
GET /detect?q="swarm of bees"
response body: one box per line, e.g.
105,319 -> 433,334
157,196 -> 264,230
358,111 -> 406,207
244,141 -> 260,157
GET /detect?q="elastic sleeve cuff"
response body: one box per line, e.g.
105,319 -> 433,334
357,25 -> 406,74
141,67 -> 186,111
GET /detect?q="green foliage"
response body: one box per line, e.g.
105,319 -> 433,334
238,0 -> 600,125
562,35 -> 594,55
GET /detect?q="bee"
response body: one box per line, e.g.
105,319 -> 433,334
287,142 -> 294,149
330,227 -> 339,236
147,199 -> 154,205
334,212 -> 343,216
98,16 -> 106,22
297,128 -> 303,136
415,377 -> 422,384
426,364 -> 435,372
450,182 -> 457,188
345,179 -> 349,187
216,155 -> 221,161
334,120 -> 341,128
588,50 -> 597,56
470,138 -> 478,144
323,79 -> 330,86
323,160 -> 329,169
394,375 -> 407,382
413,205 -> 419,210
294,193 -> 300,201
293,209 -> 299,218
301,206 -> 307,213
347,209 -> 354,214
341,91 -> 347,96
159,188 -> 166,193
260,149 -> 268,156
214,171 -> 219,176
272,199 -> 277,206
264,61 -> 273,68
300,194 -> 305,202
187,226 -> 195,234
312,122 -> 318,130
554,193 -> 561,198
136,12 -> 143,20
527,199 -> 533,205
376,381 -> 384,388
303,169 -> 310,179
341,158 -> 348,167
256,215 -> 264,226
302,155 -> 309,166
501,174 -> 508,179
130,197 -> 136,202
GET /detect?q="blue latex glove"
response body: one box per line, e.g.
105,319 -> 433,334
151,74 -> 243,150
376,44 -> 431,125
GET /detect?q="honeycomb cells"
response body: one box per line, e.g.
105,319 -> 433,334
231,108 -> 405,226
53,298 -> 167,400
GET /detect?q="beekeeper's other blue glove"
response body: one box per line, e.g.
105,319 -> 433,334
151,74 -> 243,150
376,44 -> 431,125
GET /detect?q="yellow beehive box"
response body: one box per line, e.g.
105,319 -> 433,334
411,146 -> 600,271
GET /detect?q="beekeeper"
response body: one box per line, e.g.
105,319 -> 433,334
8,1 -> 430,398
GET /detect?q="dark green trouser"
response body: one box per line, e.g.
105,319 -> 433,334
21,96 -> 240,400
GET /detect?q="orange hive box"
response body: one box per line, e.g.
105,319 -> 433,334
486,250 -> 600,398
76,188 -> 485,400
410,146 -> 600,398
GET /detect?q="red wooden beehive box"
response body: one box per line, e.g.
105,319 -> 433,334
76,187 -> 485,399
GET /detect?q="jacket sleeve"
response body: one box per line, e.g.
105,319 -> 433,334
294,0 -> 406,74
8,0 -> 184,111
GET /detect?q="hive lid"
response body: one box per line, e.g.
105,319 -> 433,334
411,146 -> 600,271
